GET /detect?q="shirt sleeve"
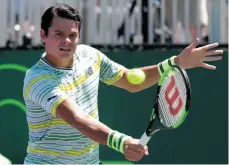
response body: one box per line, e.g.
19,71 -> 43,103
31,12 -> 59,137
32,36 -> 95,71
97,50 -> 125,85
23,72 -> 67,117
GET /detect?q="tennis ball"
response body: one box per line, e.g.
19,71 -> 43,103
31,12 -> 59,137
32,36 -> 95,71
126,69 -> 146,84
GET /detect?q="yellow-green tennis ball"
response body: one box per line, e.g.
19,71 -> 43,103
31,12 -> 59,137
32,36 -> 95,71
126,69 -> 146,84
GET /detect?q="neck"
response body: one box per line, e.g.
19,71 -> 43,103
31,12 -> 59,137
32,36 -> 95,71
44,53 -> 74,68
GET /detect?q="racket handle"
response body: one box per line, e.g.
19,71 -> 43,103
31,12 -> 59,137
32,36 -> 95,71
139,132 -> 151,146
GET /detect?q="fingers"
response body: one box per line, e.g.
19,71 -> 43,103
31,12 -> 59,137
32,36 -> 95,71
138,145 -> 149,155
144,146 -> 149,155
201,43 -> 219,51
125,150 -> 144,161
206,50 -> 224,56
204,56 -> 222,62
201,63 -> 216,70
124,143 -> 149,162
187,38 -> 199,50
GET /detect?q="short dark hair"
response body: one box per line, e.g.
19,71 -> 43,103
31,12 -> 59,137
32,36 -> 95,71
41,3 -> 82,36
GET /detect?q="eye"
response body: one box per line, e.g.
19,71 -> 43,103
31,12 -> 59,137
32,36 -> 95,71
70,34 -> 77,38
55,33 -> 61,37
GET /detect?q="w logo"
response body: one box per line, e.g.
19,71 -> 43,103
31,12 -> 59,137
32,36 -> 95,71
165,76 -> 183,115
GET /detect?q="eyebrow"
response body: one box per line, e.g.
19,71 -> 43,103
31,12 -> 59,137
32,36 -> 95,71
53,30 -> 63,33
53,30 -> 78,34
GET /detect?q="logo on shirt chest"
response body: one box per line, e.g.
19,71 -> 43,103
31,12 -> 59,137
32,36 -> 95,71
85,67 -> 93,77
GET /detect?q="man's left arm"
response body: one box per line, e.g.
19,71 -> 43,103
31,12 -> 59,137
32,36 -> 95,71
113,39 -> 223,93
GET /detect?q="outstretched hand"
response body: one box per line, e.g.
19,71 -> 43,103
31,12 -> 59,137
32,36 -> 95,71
175,38 -> 224,70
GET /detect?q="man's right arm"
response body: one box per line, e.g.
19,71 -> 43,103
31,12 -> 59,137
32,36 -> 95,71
56,97 -> 149,161
56,97 -> 112,145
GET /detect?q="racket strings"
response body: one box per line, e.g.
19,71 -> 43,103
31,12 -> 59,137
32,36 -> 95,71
158,71 -> 187,127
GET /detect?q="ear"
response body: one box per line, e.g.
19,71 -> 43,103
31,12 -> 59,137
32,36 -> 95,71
40,29 -> 46,43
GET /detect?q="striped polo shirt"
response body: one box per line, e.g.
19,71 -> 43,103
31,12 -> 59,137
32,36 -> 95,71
23,44 -> 125,164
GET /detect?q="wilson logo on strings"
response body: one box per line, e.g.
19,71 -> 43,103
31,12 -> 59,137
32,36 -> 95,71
165,76 -> 183,115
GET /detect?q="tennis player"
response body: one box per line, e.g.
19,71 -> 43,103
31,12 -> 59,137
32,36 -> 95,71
23,3 -> 223,164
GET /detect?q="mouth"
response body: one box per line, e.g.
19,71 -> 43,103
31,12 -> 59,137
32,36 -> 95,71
59,48 -> 71,52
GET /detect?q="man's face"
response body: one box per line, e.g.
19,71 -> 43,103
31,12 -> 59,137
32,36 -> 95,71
41,16 -> 79,59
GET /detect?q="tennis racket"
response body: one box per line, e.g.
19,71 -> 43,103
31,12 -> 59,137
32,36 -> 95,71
139,63 -> 191,146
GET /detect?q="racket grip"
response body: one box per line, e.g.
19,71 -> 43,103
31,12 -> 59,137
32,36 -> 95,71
139,132 -> 151,146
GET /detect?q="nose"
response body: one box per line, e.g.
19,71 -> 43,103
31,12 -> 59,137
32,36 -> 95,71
62,37 -> 71,44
